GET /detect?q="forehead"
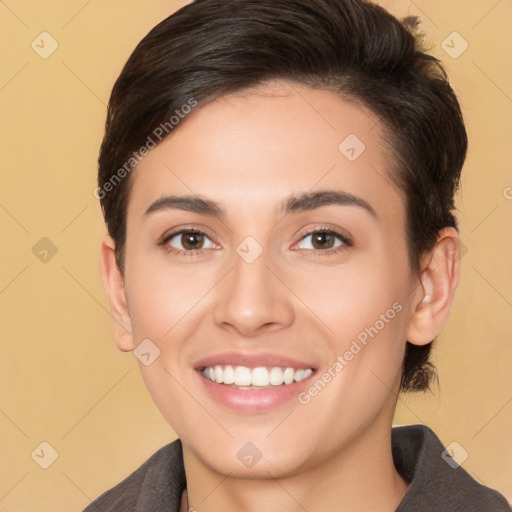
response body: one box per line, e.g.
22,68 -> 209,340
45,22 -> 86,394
127,81 -> 404,223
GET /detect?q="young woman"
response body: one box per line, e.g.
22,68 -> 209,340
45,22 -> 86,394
88,0 -> 511,510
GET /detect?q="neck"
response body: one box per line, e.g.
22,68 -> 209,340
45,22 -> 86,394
181,420 -> 409,512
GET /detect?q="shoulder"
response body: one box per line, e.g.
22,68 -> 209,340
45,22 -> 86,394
393,424 -> 511,512
83,438 -> 186,512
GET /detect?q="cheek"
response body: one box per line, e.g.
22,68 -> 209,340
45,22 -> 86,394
125,257 -> 215,341
289,254 -> 410,396
136,358 -> 199,436
295,297 -> 407,434
288,253 -> 409,339
124,264 -> 204,427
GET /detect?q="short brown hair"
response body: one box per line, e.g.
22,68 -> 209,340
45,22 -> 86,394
97,0 -> 468,392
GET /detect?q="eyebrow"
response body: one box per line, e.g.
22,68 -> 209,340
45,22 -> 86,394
144,190 -> 377,219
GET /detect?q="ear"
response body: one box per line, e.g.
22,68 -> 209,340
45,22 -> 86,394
99,235 -> 135,352
406,227 -> 460,345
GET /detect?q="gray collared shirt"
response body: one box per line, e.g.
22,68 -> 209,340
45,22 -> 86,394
84,424 -> 511,511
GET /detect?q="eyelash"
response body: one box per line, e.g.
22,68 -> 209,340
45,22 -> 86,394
299,227 -> 353,257
160,228 -> 216,258
159,226 -> 352,257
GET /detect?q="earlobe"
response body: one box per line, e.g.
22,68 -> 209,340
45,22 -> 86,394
406,227 -> 460,346
99,235 -> 135,352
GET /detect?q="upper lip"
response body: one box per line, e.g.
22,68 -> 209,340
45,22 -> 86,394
194,351 -> 317,370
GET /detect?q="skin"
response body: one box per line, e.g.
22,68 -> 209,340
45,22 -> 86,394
100,80 -> 460,512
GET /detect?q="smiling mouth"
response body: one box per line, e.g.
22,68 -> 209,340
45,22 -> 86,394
199,364 -> 315,389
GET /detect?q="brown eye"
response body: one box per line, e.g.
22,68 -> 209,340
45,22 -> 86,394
164,229 -> 217,253
310,231 -> 336,250
181,231 -> 204,250
295,229 -> 350,252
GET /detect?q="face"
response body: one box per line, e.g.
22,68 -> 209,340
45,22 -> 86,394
119,81 -> 420,478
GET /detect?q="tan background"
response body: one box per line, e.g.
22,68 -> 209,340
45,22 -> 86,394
0,0 -> 510,510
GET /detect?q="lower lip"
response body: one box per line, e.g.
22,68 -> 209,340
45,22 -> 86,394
195,369 -> 315,414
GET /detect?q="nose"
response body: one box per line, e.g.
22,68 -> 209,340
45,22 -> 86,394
213,247 -> 295,337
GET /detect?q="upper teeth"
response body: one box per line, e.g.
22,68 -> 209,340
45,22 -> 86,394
202,365 -> 313,387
